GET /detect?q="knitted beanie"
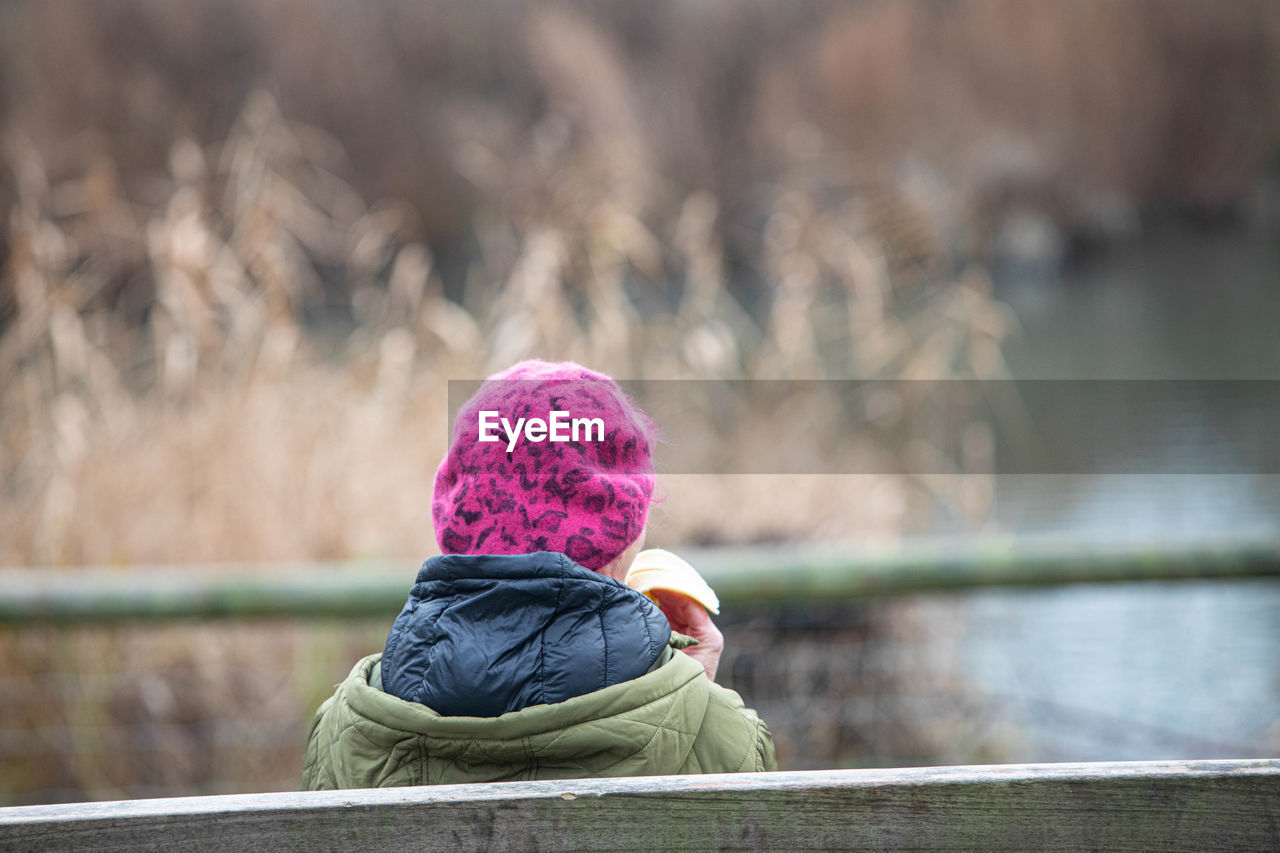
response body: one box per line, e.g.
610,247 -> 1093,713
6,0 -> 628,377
432,360 -> 656,571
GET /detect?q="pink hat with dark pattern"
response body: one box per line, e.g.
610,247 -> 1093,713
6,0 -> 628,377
432,360 -> 656,571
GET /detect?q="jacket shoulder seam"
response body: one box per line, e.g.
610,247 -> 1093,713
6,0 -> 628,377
597,595 -> 610,690
415,591 -> 460,704
538,574 -> 567,706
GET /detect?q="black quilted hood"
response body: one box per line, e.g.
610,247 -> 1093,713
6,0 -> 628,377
380,551 -> 672,717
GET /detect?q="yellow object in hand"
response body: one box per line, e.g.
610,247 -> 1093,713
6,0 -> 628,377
624,548 -> 720,615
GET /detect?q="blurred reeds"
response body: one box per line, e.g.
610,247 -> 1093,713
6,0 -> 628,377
1,0 -> 1278,802
3,0 -> 1278,563
0,80 -> 1015,569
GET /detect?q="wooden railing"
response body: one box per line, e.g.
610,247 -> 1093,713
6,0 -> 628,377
2,760 -> 1277,851
2,537 -> 1277,624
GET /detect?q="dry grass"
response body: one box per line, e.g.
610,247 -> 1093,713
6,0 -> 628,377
0,88 -> 1011,568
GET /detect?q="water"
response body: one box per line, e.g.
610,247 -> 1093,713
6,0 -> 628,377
950,227 -> 1280,762
996,228 -> 1280,381
990,228 -> 1280,541
954,578 -> 1280,761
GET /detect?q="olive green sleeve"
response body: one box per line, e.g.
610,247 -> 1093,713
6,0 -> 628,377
301,695 -> 337,790
755,717 -> 778,772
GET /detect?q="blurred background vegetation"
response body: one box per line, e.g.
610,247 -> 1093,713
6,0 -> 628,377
1,0 -> 1279,803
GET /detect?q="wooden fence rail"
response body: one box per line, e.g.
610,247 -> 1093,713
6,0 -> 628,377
1,760 -> 1277,852
2,537 -> 1278,624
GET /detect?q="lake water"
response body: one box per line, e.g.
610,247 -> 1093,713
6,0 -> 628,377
952,227 -> 1280,762
949,578 -> 1280,761
990,226 -> 1280,540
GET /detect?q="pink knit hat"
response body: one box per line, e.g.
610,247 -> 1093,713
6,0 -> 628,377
433,360 -> 656,571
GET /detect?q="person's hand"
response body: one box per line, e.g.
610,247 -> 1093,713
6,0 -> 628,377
655,593 -> 724,682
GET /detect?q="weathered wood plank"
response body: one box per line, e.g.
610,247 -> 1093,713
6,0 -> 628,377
1,760 -> 1277,852
2,537 -> 1278,624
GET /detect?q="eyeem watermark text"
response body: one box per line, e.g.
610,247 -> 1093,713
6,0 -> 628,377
478,410 -> 605,452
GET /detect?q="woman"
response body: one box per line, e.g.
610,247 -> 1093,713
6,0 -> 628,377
303,360 -> 774,788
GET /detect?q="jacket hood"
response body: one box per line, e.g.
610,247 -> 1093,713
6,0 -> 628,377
318,648 -> 715,778
380,551 -> 671,717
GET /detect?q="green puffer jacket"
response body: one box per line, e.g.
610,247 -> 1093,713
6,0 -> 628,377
303,644 -> 775,788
